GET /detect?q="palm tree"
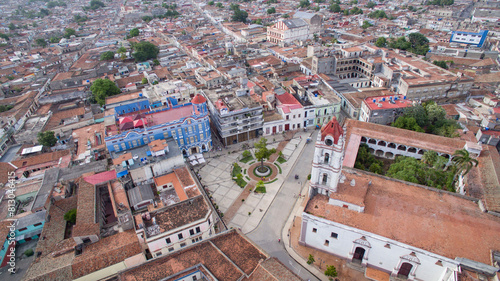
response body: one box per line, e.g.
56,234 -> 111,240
451,149 -> 478,194
421,150 -> 438,166
452,149 -> 478,177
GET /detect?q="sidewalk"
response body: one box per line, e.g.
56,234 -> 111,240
227,130 -> 313,233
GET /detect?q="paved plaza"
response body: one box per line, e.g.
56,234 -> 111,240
196,133 -> 305,233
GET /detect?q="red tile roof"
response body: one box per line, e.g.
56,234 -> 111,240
321,117 -> 343,143
72,178 -> 100,238
71,230 -> 142,279
83,170 -> 117,185
191,94 -> 206,104
118,229 -> 275,281
306,168 -> 500,264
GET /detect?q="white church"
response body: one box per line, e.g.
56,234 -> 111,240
300,117 -> 500,281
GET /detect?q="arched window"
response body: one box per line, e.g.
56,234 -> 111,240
322,174 -> 328,185
325,138 -> 333,146
324,153 -> 330,164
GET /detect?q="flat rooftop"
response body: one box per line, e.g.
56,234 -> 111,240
364,95 -> 413,111
110,138 -> 182,173
146,105 -> 194,126
203,89 -> 262,113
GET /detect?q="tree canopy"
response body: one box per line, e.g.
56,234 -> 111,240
142,16 -> 153,22
325,265 -> 338,278
386,155 -> 455,191
131,41 -> 159,62
392,102 -> 460,138
254,137 -> 276,169
346,7 -> 363,15
85,0 -> 105,10
329,3 -> 341,12
63,28 -> 76,39
231,7 -> 248,22
354,144 -> 383,174
375,37 -> 387,47
216,2 -> 223,8
368,10 -> 387,19
433,60 -> 448,69
38,131 -> 57,147
35,38 -> 47,47
90,78 -> 121,106
64,209 -> 77,224
365,1 -> 376,8
388,33 -> 429,56
74,14 -> 88,23
100,51 -> 115,60
267,7 -> 276,14
299,0 -> 310,8
426,0 -> 453,6
50,36 -> 60,43
361,20 -> 373,29
129,28 -> 139,37
392,116 -> 424,132
452,149 -> 478,177
47,1 -> 66,8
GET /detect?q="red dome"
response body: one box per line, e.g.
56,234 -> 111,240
321,117 -> 343,144
192,94 -> 207,104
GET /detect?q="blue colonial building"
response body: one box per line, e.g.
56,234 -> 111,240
0,210 -> 46,267
105,94 -> 212,157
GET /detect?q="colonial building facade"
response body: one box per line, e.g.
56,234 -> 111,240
300,117 -> 500,280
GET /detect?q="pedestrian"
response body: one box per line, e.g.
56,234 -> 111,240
278,238 -> 281,243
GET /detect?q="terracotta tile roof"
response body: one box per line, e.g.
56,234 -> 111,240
71,230 -> 142,279
119,229 -> 275,281
72,123 -> 107,156
0,162 -> 16,184
148,139 -> 169,152
45,107 -> 85,129
116,75 -> 144,88
154,171 -> 187,201
243,258 -> 302,281
120,238 -> 241,281
174,166 -> 195,187
72,178 -> 100,238
147,195 -> 208,234
477,146 -> 500,213
305,168 -> 500,264
105,91 -> 140,105
113,152 -> 133,165
25,196 -> 78,281
344,119 -> 465,157
211,231 -> 267,275
321,117 -> 343,143
475,72 -> 500,84
12,150 -> 71,169
441,104 -> 459,117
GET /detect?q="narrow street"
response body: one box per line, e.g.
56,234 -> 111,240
247,130 -> 320,281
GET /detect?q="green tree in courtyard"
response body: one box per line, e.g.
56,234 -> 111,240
38,131 -> 58,147
254,137 -> 276,172
90,78 -> 121,106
